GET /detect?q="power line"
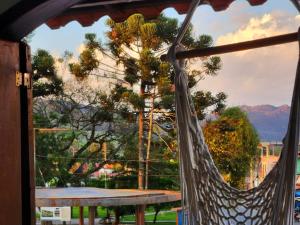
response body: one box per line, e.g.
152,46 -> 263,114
98,61 -> 125,73
35,154 -> 177,163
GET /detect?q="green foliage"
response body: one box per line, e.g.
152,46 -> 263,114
193,91 -> 227,120
33,85 -> 136,186
32,49 -> 63,97
203,56 -> 222,75
203,107 -> 259,189
67,14 -> 223,119
104,13 -> 223,122
34,14 -> 225,195
124,58 -> 139,85
155,15 -> 178,45
33,49 -> 56,78
160,95 -> 175,109
69,33 -> 100,80
35,131 -> 74,186
128,92 -> 145,109
193,34 -> 213,49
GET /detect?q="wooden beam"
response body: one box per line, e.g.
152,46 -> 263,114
161,32 -> 298,60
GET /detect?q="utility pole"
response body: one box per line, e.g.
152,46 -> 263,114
138,82 -> 145,190
145,89 -> 155,190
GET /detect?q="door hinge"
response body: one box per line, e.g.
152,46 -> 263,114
16,71 -> 31,89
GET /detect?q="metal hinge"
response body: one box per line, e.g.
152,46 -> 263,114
16,71 -> 31,89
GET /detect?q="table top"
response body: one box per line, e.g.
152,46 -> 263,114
36,187 -> 181,207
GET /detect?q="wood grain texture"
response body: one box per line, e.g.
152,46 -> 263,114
136,205 -> 145,225
79,206 -> 84,225
161,32 -> 298,60
36,188 -> 181,207
19,42 -> 35,225
88,206 -> 96,225
0,39 -> 22,225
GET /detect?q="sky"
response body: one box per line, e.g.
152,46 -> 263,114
30,0 -> 300,106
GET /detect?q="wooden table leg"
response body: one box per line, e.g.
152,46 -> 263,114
79,206 -> 84,225
135,205 -> 145,225
41,222 -> 53,225
89,206 -> 96,225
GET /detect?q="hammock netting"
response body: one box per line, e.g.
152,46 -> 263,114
168,1 -> 300,224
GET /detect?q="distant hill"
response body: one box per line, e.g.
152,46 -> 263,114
240,105 -> 290,142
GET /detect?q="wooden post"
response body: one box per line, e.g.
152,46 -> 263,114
79,206 -> 84,225
0,40 -> 34,225
41,222 -> 53,225
89,206 -> 96,225
114,207 -> 120,225
135,205 -> 145,225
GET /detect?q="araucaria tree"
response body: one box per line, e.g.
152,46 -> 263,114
32,49 -> 63,98
67,13 -> 225,189
105,14 -> 224,189
203,107 -> 259,189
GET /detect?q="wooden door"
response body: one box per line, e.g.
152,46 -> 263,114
0,40 -> 35,225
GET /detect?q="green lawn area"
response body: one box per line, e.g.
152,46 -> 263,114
121,211 -> 176,222
36,207 -> 176,224
71,207 -> 176,223
71,207 -> 107,218
125,223 -> 175,225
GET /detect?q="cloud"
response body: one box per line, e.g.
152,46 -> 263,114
216,12 -> 296,45
195,12 -> 300,106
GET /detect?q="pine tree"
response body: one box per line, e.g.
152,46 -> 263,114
68,14 -> 225,189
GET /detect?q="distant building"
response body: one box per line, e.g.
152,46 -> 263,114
247,142 -> 300,189
258,142 -> 281,182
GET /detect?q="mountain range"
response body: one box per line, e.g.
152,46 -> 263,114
240,105 -> 290,142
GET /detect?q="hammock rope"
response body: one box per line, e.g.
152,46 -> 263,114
167,1 -> 300,224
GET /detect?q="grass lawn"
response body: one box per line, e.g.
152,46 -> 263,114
121,211 -> 177,222
71,207 -> 176,223
71,207 -> 107,218
125,223 -> 175,225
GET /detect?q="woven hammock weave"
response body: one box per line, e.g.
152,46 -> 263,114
167,1 -> 300,224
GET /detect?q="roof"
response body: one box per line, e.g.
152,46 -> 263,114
46,0 -> 268,29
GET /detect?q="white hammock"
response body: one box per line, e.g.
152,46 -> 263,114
167,1 -> 300,224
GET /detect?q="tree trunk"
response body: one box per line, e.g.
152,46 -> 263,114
145,89 -> 155,189
138,82 -> 145,190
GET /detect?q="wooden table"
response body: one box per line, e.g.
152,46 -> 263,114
36,187 -> 181,225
